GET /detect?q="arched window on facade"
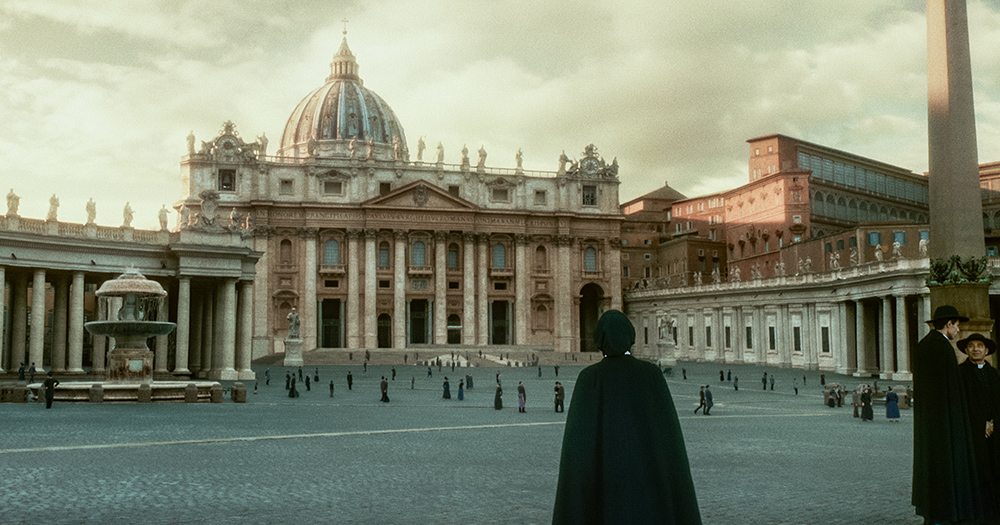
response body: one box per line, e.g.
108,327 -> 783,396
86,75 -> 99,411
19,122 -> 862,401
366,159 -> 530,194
813,191 -> 824,216
848,199 -> 858,222
324,240 -> 339,265
584,247 -> 598,272
535,245 -> 548,271
837,197 -> 847,221
378,241 -> 390,268
412,240 -> 426,266
279,239 -> 292,266
493,243 -> 506,269
859,202 -> 869,222
447,243 -> 460,269
826,195 -> 836,217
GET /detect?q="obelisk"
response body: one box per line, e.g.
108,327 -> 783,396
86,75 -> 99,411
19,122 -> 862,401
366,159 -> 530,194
926,0 -> 991,333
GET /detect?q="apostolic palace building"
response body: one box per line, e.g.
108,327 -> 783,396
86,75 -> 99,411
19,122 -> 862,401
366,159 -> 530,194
4,36 -> 1000,380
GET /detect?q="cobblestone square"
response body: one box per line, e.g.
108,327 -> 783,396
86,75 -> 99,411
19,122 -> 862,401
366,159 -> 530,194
1,361 -> 920,524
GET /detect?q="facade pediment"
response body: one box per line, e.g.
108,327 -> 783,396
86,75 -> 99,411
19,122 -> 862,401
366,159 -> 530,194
363,181 -> 478,210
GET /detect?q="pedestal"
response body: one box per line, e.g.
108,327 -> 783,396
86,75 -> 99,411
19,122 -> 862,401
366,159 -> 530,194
106,347 -> 153,384
656,343 -> 676,367
283,338 -> 304,367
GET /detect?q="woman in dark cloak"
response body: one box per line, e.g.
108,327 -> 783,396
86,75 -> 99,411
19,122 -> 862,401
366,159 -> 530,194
443,377 -> 451,399
458,379 -> 464,401
494,384 -> 503,410
553,310 -> 701,524
288,376 -> 298,398
860,388 -> 874,421
885,386 -> 900,422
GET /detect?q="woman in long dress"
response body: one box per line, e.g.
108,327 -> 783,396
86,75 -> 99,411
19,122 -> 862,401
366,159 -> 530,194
494,384 -> 503,410
885,386 -> 900,422
443,377 -> 451,399
860,387 -> 874,421
457,379 -> 464,401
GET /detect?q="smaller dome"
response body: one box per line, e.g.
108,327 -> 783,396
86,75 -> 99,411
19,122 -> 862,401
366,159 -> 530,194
278,36 -> 408,160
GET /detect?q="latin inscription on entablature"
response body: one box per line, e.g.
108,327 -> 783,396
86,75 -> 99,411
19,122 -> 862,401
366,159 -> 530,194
477,216 -> 525,227
365,212 -> 475,224
528,218 -> 555,229
305,211 -> 364,221
270,210 -> 303,220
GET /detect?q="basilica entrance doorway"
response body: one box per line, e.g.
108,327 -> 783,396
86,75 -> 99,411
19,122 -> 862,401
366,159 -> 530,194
409,299 -> 429,344
320,299 -> 342,348
579,283 -> 605,352
377,314 -> 391,348
491,300 -> 510,345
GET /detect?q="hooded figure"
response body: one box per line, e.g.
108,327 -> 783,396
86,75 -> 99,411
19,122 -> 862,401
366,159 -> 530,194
552,310 -> 701,524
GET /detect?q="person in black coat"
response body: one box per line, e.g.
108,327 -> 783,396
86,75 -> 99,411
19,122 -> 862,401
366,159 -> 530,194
912,305 -> 983,524
347,371 -> 353,390
494,384 -> 503,410
553,310 -> 701,524
443,377 -> 451,399
380,377 -> 390,403
957,332 -> 1000,521
305,375 -> 311,391
860,388 -> 873,421
42,372 -> 60,409
18,362 -> 25,381
288,376 -> 299,398
285,371 -> 290,390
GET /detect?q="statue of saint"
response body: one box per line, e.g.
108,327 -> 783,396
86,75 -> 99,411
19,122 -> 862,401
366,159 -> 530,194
804,257 -> 812,273
515,148 -> 523,169
731,267 -> 741,283
308,138 -> 319,157
892,241 -> 903,259
558,151 -> 570,173
257,132 -> 268,158
186,131 -> 196,155
286,308 -> 301,339
919,238 -> 929,258
477,146 -> 487,168
158,205 -> 169,231
179,204 -> 190,229
436,142 -> 444,163
122,202 -> 134,228
393,137 -> 401,160
366,137 -> 375,160
229,207 -> 240,229
47,194 -> 59,221
874,243 -> 884,262
849,247 -> 859,266
461,144 -> 469,166
417,136 -> 426,161
5,188 -> 18,216
86,198 -> 97,224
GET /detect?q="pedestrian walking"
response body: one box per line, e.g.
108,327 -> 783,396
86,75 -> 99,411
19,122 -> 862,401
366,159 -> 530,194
860,387 -> 874,421
297,366 -> 302,380
793,377 -> 799,395
554,365 -> 559,377
42,372 -> 60,409
762,372 -> 767,390
682,368 -> 686,380
496,371 -> 501,386
411,376 -> 415,389
391,366 -> 396,381
517,381 -> 526,413
719,370 -> 724,382
305,375 -> 311,391
734,376 -> 738,391
329,381 -> 335,397
427,366 -> 432,377
467,375 -> 474,389
885,386 -> 900,422
254,381 -> 258,395
443,377 -> 451,399
363,362 -> 367,374
265,368 -> 270,385
347,371 -> 353,390
289,376 -> 299,398
769,374 -> 775,391
802,375 -> 806,386
380,376 -> 390,403
727,369 -> 731,382
494,383 -> 503,410
554,382 -> 565,412
18,362 -> 25,381
285,371 -> 290,390
458,379 -> 465,400
704,385 -> 713,415
694,386 -> 706,414
538,366 -> 542,378
29,362 -> 36,382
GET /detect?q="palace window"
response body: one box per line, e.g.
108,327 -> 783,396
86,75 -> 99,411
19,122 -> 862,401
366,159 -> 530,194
582,186 -> 597,206
584,247 -> 597,272
493,244 -> 506,268
324,240 -> 340,265
447,243 -> 460,268
535,245 -> 548,271
893,231 -> 907,245
867,232 -> 882,246
279,239 -> 292,266
412,241 -> 426,266
378,241 -> 390,267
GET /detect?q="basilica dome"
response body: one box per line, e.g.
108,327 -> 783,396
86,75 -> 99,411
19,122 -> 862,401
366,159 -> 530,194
278,37 -> 408,160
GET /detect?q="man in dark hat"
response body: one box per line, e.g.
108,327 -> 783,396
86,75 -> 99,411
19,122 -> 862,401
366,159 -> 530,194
912,305 -> 983,523
553,310 -> 701,524
957,332 -> 1000,521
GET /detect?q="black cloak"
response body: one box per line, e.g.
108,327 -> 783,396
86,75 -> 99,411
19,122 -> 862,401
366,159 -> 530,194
958,359 -> 1000,519
912,330 -> 982,522
494,385 -> 503,410
553,310 -> 701,524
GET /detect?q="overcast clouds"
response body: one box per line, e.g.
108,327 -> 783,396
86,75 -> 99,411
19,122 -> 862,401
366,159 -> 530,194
2,0 -> 1000,229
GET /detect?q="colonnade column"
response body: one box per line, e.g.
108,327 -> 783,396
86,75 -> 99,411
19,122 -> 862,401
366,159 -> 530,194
514,234 -> 528,345
433,231 -> 447,344
200,286 -> 215,378
215,278 -> 237,380
836,302 -> 853,375
854,300 -> 867,376
301,228 -> 318,352
174,277 -> 191,375
879,296 -> 894,379
363,229 -> 377,349
732,307 -> 744,364
476,234 -> 489,346
212,281 -> 224,374
51,276 -> 68,372
67,272 -> 84,373
777,305 -> 790,367
805,304 -> 818,370
237,280 -> 254,380
894,295 -> 913,381
0,266 -> 5,373
11,275 -> 27,371
462,233 -> 476,345
154,294 -> 169,375
393,229 -> 407,349
189,288 -> 203,376
554,235 -> 572,353
346,229 -> 361,349
29,269 -> 46,370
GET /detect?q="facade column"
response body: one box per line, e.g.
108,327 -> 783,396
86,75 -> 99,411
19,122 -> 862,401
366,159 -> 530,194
301,228 -> 318,352
252,231 -> 270,360
212,278 -> 237,380
777,305 -> 791,367
346,229 -> 361,349
189,288 -> 203,375
393,229 -> 407,349
200,284 -> 215,378
51,276 -> 68,372
554,235 -> 572,352
476,234 -> 489,346
514,234 -> 528,345
837,302 -> 854,375
29,269 -> 46,371
880,296 -> 894,379
854,300 -> 867,376
363,229 -> 378,349
894,295 -> 913,381
433,231 -> 447,344
732,306 -> 744,364
237,280 -> 254,380
606,237 -> 623,311
462,233 -> 476,345
174,276 -> 191,375
67,272 -> 84,373
154,293 -> 169,375
805,304 -> 818,370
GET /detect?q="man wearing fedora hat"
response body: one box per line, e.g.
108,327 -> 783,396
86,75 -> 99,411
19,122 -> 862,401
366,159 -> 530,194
912,305 -> 985,524
957,332 -> 1000,521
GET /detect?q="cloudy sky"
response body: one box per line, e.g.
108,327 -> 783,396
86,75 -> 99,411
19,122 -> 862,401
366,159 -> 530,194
2,0 -> 1000,229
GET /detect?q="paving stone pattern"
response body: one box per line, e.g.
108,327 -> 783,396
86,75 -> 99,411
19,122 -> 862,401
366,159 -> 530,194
0,361 -> 922,524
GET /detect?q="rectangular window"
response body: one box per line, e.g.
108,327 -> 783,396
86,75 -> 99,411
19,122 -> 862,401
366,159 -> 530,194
725,326 -> 731,348
324,280 -> 339,288
688,326 -> 694,346
919,230 -> 929,242
279,179 -> 294,195
793,215 -> 801,223
793,327 -> 801,352
447,250 -> 458,268
378,248 -> 389,267
836,239 -> 844,250
893,231 -> 907,245
582,186 -> 597,206
821,327 -> 831,353
492,188 -> 510,202
448,185 -> 460,197
534,190 -> 546,205
378,280 -> 391,289
825,243 -> 833,253
849,237 -> 857,247
494,282 -> 507,291
768,326 -> 776,350
705,326 -> 712,347
622,266 -> 629,277
746,327 -> 753,349
323,181 -> 343,195
644,266 -> 651,278
644,327 -> 649,345
379,182 -> 392,196
448,281 -> 460,290
218,169 -> 236,192
868,232 -> 882,246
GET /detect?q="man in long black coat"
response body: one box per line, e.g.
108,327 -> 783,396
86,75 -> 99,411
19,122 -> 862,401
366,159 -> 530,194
42,372 -> 60,409
957,332 -> 1000,521
912,305 -> 982,523
553,310 -> 701,524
